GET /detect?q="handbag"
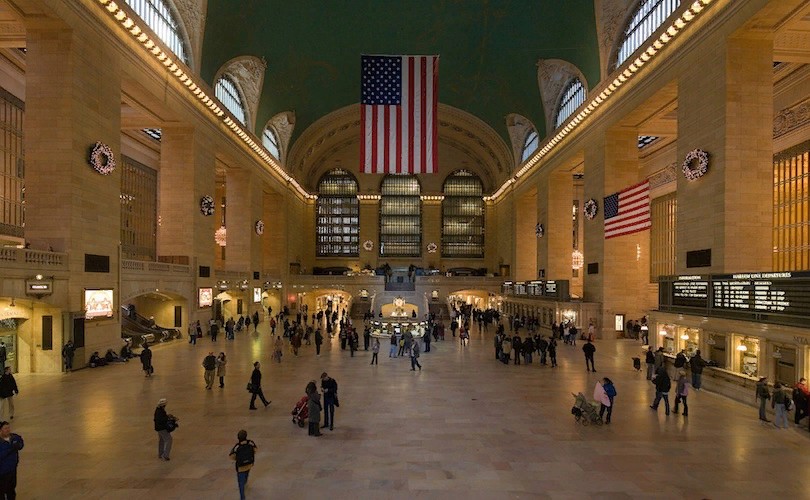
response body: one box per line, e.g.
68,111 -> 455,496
246,382 -> 255,393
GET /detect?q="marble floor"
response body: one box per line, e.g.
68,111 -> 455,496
12,321 -> 810,499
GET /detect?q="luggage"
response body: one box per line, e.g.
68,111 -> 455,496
632,357 -> 641,371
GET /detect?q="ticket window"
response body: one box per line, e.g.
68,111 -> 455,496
775,346 -> 796,386
678,327 -> 700,357
658,324 -> 676,353
708,334 -> 727,368
736,336 -> 760,378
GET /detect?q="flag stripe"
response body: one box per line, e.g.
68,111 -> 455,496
604,180 -> 651,239
360,55 -> 438,174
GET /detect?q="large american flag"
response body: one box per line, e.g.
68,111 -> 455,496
604,180 -> 651,239
360,55 -> 439,174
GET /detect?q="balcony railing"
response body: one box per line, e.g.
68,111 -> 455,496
121,259 -> 191,275
0,247 -> 68,270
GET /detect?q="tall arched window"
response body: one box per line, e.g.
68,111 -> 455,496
442,171 -> 484,258
262,127 -> 281,160
615,0 -> 681,69
316,169 -> 359,257
125,0 -> 189,65
215,75 -> 246,125
380,175 -> 421,257
554,78 -> 586,129
521,130 -> 539,162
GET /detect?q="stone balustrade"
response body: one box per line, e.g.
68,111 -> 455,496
0,247 -> 68,270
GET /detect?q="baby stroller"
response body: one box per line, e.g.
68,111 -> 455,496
291,395 -> 309,427
571,392 -> 603,426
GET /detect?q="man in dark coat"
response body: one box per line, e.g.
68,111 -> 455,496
582,340 -> 596,372
249,362 -> 271,410
140,343 -> 153,377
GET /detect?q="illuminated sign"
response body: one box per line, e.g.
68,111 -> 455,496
253,287 -> 262,303
198,287 -> 213,308
84,289 -> 114,319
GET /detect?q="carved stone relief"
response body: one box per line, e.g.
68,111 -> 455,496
774,98 -> 810,138
172,0 -> 206,71
266,111 -> 296,164
647,163 -> 677,190
594,0 -> 635,79
536,59 -> 587,133
217,56 -> 267,132
505,113 -> 536,169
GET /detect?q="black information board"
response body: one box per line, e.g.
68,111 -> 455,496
502,280 -> 569,301
660,271 -> 810,327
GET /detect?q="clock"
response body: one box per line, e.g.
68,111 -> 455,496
255,220 -> 265,235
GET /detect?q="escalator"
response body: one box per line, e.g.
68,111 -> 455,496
121,307 -> 181,346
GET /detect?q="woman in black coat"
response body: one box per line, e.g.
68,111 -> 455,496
140,344 -> 153,377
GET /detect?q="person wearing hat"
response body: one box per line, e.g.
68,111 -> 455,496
154,398 -> 172,460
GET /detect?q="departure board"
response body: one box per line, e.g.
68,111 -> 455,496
671,276 -> 710,308
660,271 -> 810,327
503,280 -> 569,301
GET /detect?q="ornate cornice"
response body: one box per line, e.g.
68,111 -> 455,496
774,98 -> 810,138
215,56 -> 267,132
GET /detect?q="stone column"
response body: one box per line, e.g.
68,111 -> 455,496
422,198 -> 441,268
584,128 -> 651,338
537,170 -> 573,281
677,35 -> 773,273
263,190 -> 287,277
514,188 -> 537,280
225,168 -> 262,273
158,126 -> 216,270
358,198 -> 380,268
23,22 -> 122,360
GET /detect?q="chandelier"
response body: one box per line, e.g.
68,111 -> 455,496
215,226 -> 227,246
572,249 -> 584,270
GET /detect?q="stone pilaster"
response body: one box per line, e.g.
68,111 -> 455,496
225,169 -> 262,273
514,189 -> 537,280
537,170 -> 573,281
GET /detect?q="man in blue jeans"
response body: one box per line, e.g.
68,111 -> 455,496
321,372 -> 338,431
229,429 -> 257,500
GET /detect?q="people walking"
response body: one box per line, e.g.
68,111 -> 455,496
389,332 -> 398,358
229,430 -> 257,500
410,338 -> 422,371
0,420 -> 24,498
595,377 -> 616,424
216,352 -> 227,388
141,343 -> 153,377
154,398 -> 172,460
188,322 -> 197,345
582,340 -> 596,372
248,362 -> 271,410
756,377 -> 771,422
306,381 -> 323,437
548,337 -> 557,367
0,368 -> 18,421
650,367 -> 671,415
314,328 -> 323,356
320,372 -> 338,431
202,351 -> 217,390
371,338 -> 379,365
673,370 -> 689,416
793,378 -> 809,425
62,341 -> 75,372
273,335 -> 283,363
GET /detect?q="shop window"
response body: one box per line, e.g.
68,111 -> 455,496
736,336 -> 760,377
707,333 -> 726,368
658,324 -> 676,353
677,327 -> 699,357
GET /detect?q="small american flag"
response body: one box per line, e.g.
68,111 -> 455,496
604,180 -> 651,239
360,55 -> 439,174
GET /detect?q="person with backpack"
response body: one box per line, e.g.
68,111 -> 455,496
229,429 -> 257,500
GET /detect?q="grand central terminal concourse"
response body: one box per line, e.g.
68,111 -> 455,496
1,0 -> 810,498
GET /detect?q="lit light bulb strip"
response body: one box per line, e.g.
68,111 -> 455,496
485,0 -> 713,203
94,0 -> 316,201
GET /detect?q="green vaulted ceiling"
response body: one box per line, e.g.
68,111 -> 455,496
201,0 -> 600,148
